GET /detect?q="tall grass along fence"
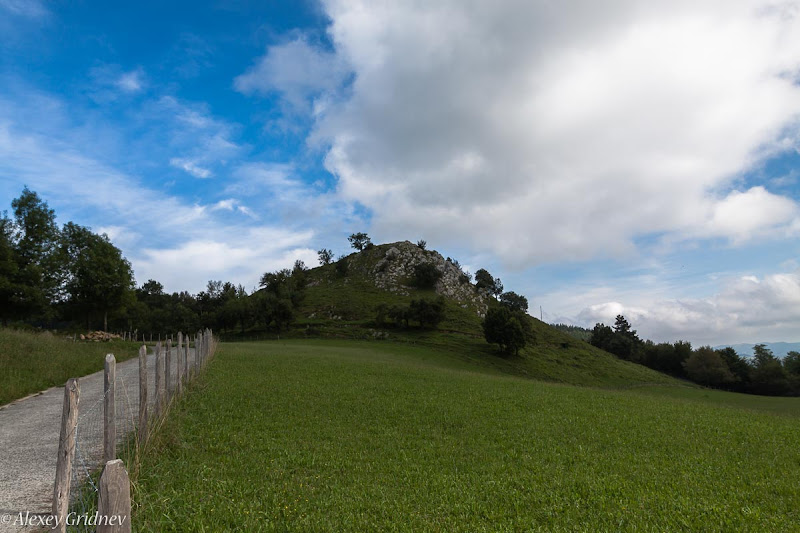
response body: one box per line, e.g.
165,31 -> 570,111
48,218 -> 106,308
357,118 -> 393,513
51,329 -> 216,532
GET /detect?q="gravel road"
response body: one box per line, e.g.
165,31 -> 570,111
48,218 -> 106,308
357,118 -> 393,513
0,344 -> 195,532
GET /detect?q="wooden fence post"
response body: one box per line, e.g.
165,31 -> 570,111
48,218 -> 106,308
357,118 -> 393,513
176,333 -> 183,397
104,354 -> 116,464
97,459 -> 131,533
165,339 -> 172,402
185,334 -> 189,380
154,341 -> 162,417
138,345 -> 148,445
52,378 -> 79,533
194,332 -> 200,372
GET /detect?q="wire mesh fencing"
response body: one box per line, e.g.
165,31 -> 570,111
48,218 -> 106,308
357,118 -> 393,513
53,329 -> 216,532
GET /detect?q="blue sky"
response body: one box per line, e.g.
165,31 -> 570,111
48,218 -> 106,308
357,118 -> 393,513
1,0 -> 799,346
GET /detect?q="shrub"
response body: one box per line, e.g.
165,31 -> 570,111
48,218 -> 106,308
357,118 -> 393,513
409,297 -> 446,329
483,307 -> 528,356
413,263 -> 442,289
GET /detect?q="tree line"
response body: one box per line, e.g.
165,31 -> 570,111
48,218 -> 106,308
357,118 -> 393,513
590,315 -> 800,396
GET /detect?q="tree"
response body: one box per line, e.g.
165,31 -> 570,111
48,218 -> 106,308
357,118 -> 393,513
483,306 -> 528,356
499,291 -> 528,313
474,268 -> 502,298
589,323 -> 614,352
413,262 -> 442,289
749,344 -> 788,395
9,188 -> 63,317
348,232 -> 371,251
784,351 -> 800,376
409,297 -> 446,329
683,346 -> 735,388
611,315 -> 642,361
61,223 -> 135,331
318,248 -> 334,265
716,347 -> 750,389
0,212 -> 23,326
416,239 -> 427,250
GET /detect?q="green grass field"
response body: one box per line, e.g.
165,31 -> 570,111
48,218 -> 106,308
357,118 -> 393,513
133,340 -> 800,531
0,328 -> 140,405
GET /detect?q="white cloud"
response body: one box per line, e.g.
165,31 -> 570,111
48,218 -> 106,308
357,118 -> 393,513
294,0 -> 800,267
116,70 -> 145,93
235,36 -> 349,113
135,231 -> 317,292
701,187 -> 798,242
170,157 -> 212,179
0,120 -> 315,293
574,269 -> 800,345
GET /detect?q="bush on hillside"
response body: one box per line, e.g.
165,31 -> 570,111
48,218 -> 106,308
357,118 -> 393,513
413,263 -> 442,289
483,306 -> 528,356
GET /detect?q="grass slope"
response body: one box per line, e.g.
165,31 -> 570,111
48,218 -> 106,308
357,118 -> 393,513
254,243 -> 686,390
0,328 -> 139,405
134,341 -> 800,531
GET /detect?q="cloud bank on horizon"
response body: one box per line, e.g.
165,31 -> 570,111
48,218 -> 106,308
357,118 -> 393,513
1,0 -> 799,345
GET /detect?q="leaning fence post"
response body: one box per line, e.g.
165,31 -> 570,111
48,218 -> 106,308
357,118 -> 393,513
97,459 -> 132,533
138,345 -> 148,445
104,354 -> 116,464
52,378 -> 79,533
154,341 -> 162,417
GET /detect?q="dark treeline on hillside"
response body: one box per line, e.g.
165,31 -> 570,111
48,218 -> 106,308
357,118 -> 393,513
590,315 -> 800,396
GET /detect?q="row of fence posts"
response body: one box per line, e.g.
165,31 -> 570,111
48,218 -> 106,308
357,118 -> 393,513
52,328 -> 216,532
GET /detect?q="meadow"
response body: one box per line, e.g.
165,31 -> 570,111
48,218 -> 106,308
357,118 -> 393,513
0,328 -> 140,406
133,340 -> 800,531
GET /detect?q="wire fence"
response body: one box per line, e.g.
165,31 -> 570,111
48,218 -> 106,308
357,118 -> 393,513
51,329 -> 217,532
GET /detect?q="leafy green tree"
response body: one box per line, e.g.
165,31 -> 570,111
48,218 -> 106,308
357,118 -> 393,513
416,239 -> 427,250
483,306 -> 528,356
716,347 -> 750,389
318,248 -> 334,265
499,291 -> 528,313
0,213 -> 22,325
784,351 -> 800,376
254,291 -> 294,331
474,268 -> 502,298
10,188 -> 63,317
589,323 -> 614,351
683,346 -> 735,388
61,223 -> 134,331
413,262 -> 442,289
749,344 -> 789,395
348,232 -> 371,251
387,305 -> 410,327
409,297 -> 446,329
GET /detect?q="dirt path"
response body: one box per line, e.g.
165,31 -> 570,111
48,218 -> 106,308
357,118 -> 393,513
0,345 -> 194,532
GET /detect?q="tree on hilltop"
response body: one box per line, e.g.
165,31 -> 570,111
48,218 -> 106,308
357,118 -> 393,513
348,232 -> 371,251
318,248 -> 334,265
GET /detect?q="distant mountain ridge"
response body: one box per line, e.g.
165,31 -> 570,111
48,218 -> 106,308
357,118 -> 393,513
713,342 -> 800,359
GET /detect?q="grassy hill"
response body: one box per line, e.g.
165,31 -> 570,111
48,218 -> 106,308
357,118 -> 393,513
251,241 -> 685,389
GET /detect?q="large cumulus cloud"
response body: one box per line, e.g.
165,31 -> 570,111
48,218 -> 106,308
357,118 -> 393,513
298,0 -> 800,266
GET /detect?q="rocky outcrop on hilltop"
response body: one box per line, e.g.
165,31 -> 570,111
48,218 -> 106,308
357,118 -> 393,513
370,241 -> 489,317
